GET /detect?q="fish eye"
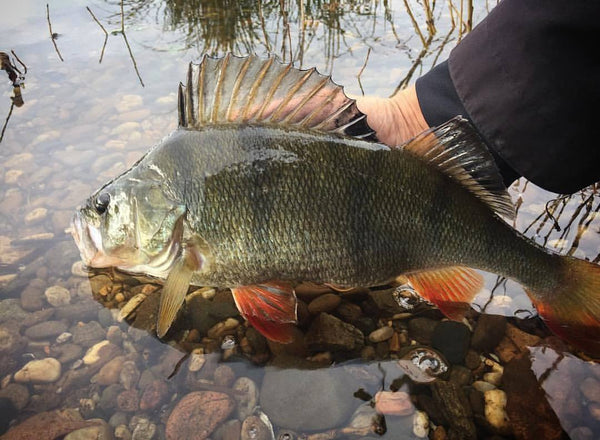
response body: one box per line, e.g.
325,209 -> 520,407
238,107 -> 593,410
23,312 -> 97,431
94,192 -> 110,215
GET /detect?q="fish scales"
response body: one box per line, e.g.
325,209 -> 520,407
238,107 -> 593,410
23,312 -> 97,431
150,127 -> 558,290
72,54 -> 600,353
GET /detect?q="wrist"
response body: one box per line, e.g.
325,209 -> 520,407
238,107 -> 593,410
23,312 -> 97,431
355,85 -> 429,147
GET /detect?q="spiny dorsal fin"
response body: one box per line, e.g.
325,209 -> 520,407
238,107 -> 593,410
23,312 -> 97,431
177,53 -> 377,140
402,116 -> 515,220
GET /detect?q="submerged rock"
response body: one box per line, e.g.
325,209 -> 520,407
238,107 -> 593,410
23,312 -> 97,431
304,313 -> 364,352
471,314 -> 507,352
233,377 -> 259,421
166,391 -> 235,440
14,358 -> 61,383
260,365 -> 360,431
2,409 -> 98,440
139,380 -> 168,411
374,391 -> 414,416
484,389 -> 511,435
24,321 -> 68,340
431,321 -> 471,365
44,285 -> 71,307
241,413 -> 274,440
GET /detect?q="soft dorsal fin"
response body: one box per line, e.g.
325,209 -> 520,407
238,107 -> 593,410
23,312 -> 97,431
177,53 -> 377,140
402,117 -> 515,220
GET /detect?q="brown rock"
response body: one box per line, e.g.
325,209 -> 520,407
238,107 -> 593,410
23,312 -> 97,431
496,324 -> 541,363
2,409 -> 100,440
267,326 -> 307,358
334,301 -> 362,322
307,293 -> 341,314
503,353 -> 564,440
140,380 -> 168,411
0,383 -> 29,410
367,288 -> 406,315
431,380 -> 476,440
117,389 -> 139,412
20,281 -> 45,311
408,317 -> 438,344
213,365 -> 236,387
166,391 -> 235,440
471,314 -> 506,352
305,313 -> 364,352
91,356 -> 125,386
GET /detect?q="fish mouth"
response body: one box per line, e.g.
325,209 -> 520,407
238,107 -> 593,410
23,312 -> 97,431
70,211 -> 125,268
70,210 -> 184,279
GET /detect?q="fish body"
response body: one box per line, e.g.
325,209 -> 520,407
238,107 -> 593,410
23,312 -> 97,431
72,54 -> 600,354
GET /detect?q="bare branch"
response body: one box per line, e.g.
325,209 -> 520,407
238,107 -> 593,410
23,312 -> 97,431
0,101 -> 15,143
356,47 -> 371,96
120,0 -> 144,87
86,6 -> 109,63
46,4 -> 64,62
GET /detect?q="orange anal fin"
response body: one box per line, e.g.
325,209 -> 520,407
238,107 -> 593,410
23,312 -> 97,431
406,266 -> 483,320
231,281 -> 298,343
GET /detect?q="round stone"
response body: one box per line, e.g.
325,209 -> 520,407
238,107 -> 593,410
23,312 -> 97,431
44,285 -> 71,307
14,358 -> 61,383
368,326 -> 395,343
307,293 -> 342,314
166,391 -> 235,440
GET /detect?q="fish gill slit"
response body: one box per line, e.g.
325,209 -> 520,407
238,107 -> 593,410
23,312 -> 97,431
226,56 -> 252,122
269,68 -> 315,122
242,57 -> 274,122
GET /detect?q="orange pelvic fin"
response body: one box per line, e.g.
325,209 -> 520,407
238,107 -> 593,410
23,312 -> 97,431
527,257 -> 600,357
231,281 -> 298,343
406,266 -> 484,320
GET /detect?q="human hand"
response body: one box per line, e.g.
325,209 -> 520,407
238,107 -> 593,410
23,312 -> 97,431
355,84 -> 429,147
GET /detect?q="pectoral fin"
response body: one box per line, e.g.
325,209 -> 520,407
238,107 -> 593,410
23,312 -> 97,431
157,254 -> 196,338
406,266 -> 483,320
231,281 -> 298,343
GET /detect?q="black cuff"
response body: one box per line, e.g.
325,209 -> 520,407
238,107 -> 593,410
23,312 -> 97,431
415,62 -> 520,187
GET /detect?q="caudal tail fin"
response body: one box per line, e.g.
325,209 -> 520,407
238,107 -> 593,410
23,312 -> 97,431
528,256 -> 600,357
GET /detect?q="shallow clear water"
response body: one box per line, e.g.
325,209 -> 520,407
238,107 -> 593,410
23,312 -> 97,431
1,1 -> 599,439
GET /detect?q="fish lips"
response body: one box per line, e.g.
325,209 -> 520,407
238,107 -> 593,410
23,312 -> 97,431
70,211 -> 124,268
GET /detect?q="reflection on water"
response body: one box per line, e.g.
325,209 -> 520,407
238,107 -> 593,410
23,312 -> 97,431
0,0 -> 599,438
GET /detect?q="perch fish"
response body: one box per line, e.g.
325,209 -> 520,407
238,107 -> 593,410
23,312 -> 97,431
71,54 -> 600,354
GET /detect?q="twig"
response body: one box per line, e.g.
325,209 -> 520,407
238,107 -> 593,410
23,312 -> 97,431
356,47 -> 371,96
403,0 -> 426,47
46,4 -> 64,62
86,6 -> 108,63
257,1 -> 271,53
466,0 -> 473,32
278,0 -> 292,62
119,0 -> 144,87
10,50 -> 27,74
0,101 -> 15,143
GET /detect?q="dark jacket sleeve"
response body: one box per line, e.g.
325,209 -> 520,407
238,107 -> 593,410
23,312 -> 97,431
415,0 -> 600,194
